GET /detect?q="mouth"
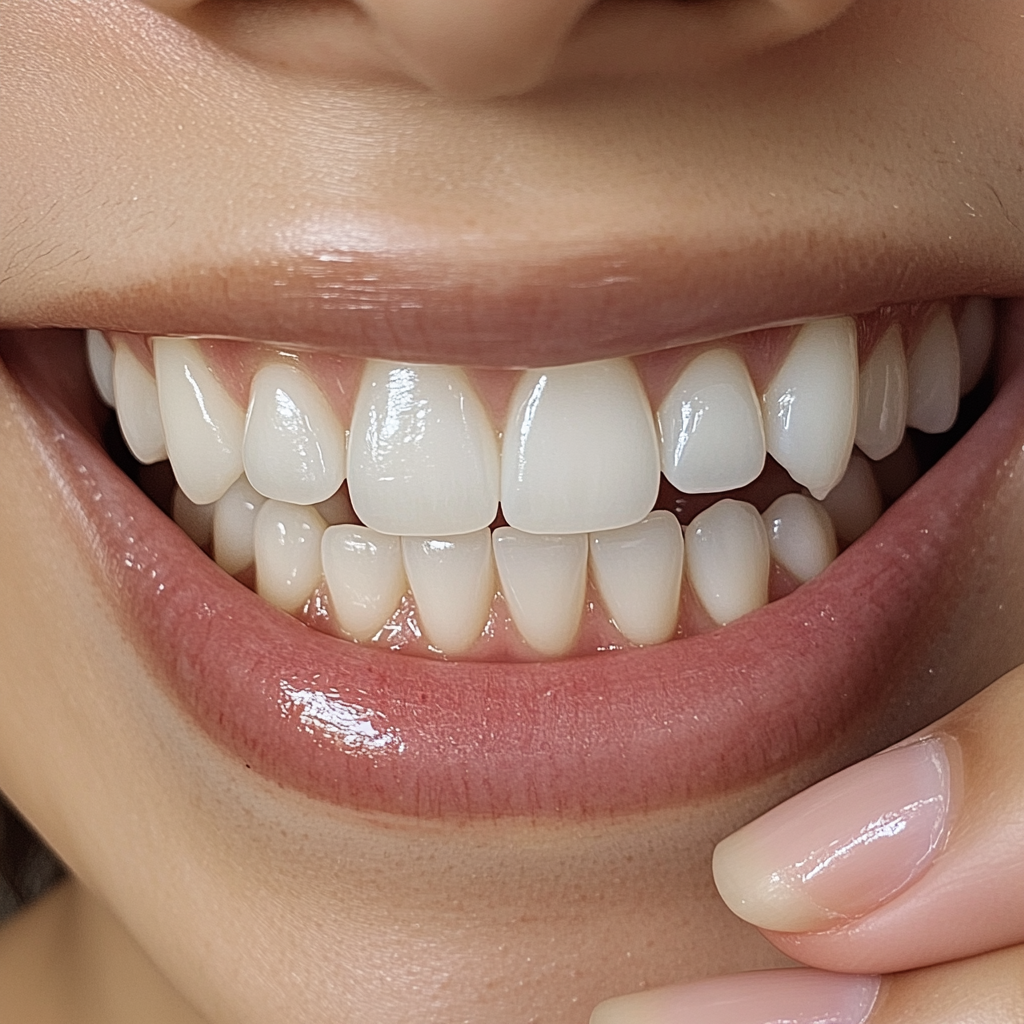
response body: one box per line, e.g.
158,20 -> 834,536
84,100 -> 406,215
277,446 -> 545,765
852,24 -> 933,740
1,293 -> 1021,818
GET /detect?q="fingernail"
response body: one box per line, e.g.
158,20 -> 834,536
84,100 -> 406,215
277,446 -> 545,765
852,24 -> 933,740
590,969 -> 880,1024
712,735 -> 954,932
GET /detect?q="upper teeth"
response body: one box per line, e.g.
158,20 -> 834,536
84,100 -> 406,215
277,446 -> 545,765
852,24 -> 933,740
500,358 -> 661,534
348,361 -> 500,536
86,297 -> 992,658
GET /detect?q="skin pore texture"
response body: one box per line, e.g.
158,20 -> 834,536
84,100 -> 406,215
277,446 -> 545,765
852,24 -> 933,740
1,0 -> 1022,1022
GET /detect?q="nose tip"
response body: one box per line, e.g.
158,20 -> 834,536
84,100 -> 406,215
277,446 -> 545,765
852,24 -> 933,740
360,0 -> 596,98
355,0 -> 861,98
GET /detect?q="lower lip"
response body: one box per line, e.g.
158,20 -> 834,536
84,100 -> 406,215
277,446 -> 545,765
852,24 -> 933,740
12,310 -> 1024,819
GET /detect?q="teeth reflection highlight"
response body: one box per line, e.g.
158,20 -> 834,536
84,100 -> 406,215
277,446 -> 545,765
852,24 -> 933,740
323,526 -> 407,641
86,330 -> 116,408
213,476 -> 265,576
957,297 -> 994,397
493,529 -> 588,656
348,362 -> 499,536
906,307 -> 961,434
589,512 -> 683,645
113,343 -> 167,465
686,499 -> 770,626
855,325 -> 908,461
401,530 -> 494,654
762,494 -> 837,584
762,317 -> 858,500
254,500 -> 326,613
501,358 -> 660,534
154,337 -> 244,505
658,349 -> 765,493
820,453 -> 883,545
244,362 -> 346,506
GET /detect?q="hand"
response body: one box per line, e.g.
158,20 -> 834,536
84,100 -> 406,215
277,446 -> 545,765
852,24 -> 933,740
591,664 -> 1024,1024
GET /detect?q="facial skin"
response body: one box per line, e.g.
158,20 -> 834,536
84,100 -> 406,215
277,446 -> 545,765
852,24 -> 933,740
1,0 -> 1022,1022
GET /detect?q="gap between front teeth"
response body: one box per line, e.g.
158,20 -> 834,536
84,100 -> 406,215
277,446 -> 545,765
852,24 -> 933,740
85,297 -> 990,660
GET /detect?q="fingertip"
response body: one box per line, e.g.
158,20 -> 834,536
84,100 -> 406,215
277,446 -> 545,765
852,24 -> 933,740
711,737 -> 953,933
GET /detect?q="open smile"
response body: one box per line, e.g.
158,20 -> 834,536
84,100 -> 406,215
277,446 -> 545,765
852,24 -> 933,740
2,293 -> 1021,818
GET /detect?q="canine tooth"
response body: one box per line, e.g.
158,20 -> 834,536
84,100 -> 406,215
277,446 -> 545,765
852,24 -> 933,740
820,453 -> 884,545
153,337 -> 244,505
492,529 -> 588,657
685,499 -> 770,626
957,297 -> 995,396
172,487 -> 214,548
86,330 -> 116,407
212,476 -> 265,576
762,317 -> 858,500
112,343 -> 167,464
401,530 -> 494,654
322,526 -> 407,641
243,363 -> 346,506
253,500 -> 326,613
589,511 -> 683,646
658,348 -> 765,493
762,494 -> 837,584
348,362 -> 499,536
500,358 -> 660,534
906,307 -> 961,433
315,487 -> 358,526
855,325 -> 908,461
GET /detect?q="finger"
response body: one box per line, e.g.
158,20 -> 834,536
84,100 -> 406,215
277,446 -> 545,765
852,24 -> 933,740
711,663 -> 1024,974
589,945 -> 1024,1024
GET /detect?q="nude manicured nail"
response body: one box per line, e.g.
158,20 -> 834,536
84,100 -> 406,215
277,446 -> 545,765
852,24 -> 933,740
590,969 -> 880,1024
712,736 -> 954,932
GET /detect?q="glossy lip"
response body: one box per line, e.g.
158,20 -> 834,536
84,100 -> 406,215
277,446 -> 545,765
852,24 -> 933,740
5,303 -> 1022,819
12,245 -> 1020,368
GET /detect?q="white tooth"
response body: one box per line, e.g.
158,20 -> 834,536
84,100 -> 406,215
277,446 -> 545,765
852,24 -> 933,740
322,526 -> 407,641
906,307 -> 961,434
957,297 -> 995,396
855,325 -> 908,461
153,337 -> 245,505
315,487 -> 359,526
112,343 -> 167,464
657,348 -> 765,493
762,493 -> 837,584
588,511 -> 683,646
243,362 -> 346,505
86,330 -> 116,408
212,476 -> 265,575
401,530 -> 494,654
685,499 -> 770,626
819,452 -> 884,545
253,500 -> 326,613
172,487 -> 214,548
348,362 -> 499,536
492,529 -> 588,657
500,358 -> 660,534
762,317 -> 859,500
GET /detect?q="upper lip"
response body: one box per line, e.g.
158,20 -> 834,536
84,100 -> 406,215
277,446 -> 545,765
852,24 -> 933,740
7,241 -> 1021,367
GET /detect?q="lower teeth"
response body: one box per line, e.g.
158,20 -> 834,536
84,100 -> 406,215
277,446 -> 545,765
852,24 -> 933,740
86,296 -> 992,660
